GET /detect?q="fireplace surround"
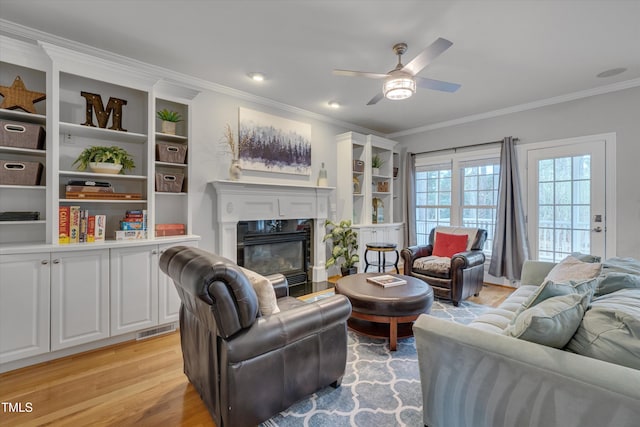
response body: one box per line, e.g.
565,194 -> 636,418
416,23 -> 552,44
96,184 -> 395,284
211,180 -> 333,285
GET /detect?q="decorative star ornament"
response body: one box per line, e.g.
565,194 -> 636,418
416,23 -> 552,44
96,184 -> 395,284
0,76 -> 46,114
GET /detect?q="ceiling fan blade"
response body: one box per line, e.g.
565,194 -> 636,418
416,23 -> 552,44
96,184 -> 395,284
415,76 -> 461,92
367,92 -> 385,105
333,69 -> 389,79
402,37 -> 453,76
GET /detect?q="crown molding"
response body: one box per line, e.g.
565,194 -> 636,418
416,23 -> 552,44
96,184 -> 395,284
39,42 -> 159,90
0,34 -> 49,71
0,19 -> 379,136
387,77 -> 640,139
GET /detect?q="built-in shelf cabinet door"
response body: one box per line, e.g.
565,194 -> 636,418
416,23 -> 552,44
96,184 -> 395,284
50,249 -> 109,351
0,253 -> 50,364
110,245 -> 159,336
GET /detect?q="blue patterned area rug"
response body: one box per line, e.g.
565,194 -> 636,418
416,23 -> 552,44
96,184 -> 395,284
262,300 -> 489,427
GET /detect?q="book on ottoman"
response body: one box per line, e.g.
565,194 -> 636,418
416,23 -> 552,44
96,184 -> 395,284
366,274 -> 407,287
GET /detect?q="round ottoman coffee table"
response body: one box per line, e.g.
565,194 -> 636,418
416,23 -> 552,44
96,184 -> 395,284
335,273 -> 434,351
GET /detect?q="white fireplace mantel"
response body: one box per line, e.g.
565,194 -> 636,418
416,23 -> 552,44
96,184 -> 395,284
210,180 -> 335,282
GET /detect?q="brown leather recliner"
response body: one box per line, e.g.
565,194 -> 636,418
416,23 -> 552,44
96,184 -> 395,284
401,227 -> 487,306
159,246 -> 352,427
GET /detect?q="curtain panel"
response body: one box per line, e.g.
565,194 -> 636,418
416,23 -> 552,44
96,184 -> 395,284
489,137 -> 530,280
404,152 -> 416,246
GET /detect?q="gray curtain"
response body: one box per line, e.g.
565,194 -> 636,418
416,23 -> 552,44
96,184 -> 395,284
489,137 -> 529,280
404,152 -> 416,246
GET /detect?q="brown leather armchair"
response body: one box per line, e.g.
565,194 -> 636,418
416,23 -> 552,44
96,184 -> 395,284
159,246 -> 352,427
401,227 -> 487,306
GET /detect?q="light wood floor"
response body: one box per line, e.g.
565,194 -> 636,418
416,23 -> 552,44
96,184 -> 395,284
0,283 -> 512,427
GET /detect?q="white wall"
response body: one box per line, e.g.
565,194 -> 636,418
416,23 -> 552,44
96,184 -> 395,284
189,90 -> 353,254
395,86 -> 640,259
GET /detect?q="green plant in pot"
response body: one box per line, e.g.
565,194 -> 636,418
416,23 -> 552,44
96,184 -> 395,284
323,219 -> 359,276
73,145 -> 135,175
156,109 -> 182,135
372,153 -> 384,175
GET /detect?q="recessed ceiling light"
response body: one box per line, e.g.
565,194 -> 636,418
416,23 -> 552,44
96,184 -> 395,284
248,72 -> 265,81
328,101 -> 341,109
596,68 -> 627,78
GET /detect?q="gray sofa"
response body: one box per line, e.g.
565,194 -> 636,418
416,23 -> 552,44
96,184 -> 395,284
413,259 -> 640,427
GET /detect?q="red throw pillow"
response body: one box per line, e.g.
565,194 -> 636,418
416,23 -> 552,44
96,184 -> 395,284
432,232 -> 468,258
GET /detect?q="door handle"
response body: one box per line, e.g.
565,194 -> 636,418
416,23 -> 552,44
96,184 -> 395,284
592,226 -> 603,232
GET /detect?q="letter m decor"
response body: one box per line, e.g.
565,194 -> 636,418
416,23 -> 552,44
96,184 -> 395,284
80,91 -> 128,132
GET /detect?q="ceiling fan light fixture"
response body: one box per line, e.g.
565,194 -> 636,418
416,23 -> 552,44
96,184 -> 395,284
248,72 -> 265,82
383,74 -> 416,100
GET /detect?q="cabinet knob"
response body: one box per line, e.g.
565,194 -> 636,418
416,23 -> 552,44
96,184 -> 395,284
52,259 -> 60,264
152,250 -> 158,254
41,260 -> 49,265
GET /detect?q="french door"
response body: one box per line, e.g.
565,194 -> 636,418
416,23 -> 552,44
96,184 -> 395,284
527,138 -> 607,261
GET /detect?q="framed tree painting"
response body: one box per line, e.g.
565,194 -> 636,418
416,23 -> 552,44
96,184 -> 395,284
238,107 -> 311,175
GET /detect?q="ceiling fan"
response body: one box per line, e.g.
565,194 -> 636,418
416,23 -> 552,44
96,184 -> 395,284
333,37 -> 461,105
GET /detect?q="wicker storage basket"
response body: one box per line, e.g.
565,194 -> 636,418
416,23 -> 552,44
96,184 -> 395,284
353,160 -> 365,172
156,142 -> 187,164
155,172 -> 184,192
0,119 -> 45,150
0,160 -> 43,185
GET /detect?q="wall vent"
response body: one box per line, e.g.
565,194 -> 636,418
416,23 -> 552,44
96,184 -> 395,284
136,323 -> 177,340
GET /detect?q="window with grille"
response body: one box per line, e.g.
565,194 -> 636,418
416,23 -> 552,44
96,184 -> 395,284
415,163 -> 451,245
460,161 -> 500,255
415,150 -> 500,255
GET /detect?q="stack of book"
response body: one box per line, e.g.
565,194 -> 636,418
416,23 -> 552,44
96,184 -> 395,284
155,223 -> 186,237
59,206 -> 105,244
0,211 -> 40,221
65,180 -> 114,196
65,180 -> 142,200
115,210 -> 147,240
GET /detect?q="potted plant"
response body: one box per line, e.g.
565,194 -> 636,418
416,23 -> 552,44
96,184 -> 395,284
323,219 -> 359,276
156,109 -> 182,135
73,145 -> 135,174
372,153 -> 384,175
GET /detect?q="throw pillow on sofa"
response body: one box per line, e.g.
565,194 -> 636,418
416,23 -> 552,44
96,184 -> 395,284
239,266 -> 280,316
595,257 -> 640,297
545,255 -> 602,283
595,272 -> 640,297
570,252 -> 601,263
602,257 -> 640,275
566,288 -> 640,370
518,277 -> 600,312
504,293 -> 589,348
